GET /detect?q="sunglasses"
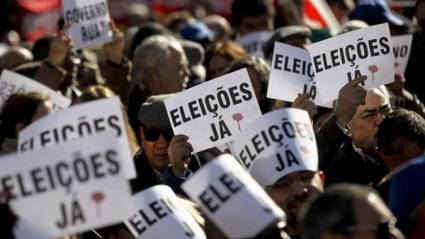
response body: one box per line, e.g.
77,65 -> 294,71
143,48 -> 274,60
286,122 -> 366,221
144,128 -> 174,142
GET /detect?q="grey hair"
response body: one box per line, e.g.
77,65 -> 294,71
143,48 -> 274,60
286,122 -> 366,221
132,35 -> 184,88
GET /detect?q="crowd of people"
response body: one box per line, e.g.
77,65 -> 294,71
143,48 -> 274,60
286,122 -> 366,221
1,0 -> 425,238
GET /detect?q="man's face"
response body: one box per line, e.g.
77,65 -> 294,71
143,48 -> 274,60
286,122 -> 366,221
239,14 -> 274,36
346,193 -> 404,239
266,170 -> 325,225
350,89 -> 392,151
140,127 -> 174,173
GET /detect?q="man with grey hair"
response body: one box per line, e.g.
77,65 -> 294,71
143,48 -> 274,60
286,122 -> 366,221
128,34 -> 189,143
300,184 -> 404,239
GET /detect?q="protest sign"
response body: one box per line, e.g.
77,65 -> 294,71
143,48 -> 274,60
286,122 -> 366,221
307,23 -> 394,104
236,31 -> 273,58
0,132 -> 133,239
124,185 -> 206,239
230,108 -> 317,185
62,0 -> 112,50
0,70 -> 71,111
182,154 -> 285,239
164,68 -> 262,153
392,34 -> 413,75
18,96 -> 136,178
267,42 -> 325,106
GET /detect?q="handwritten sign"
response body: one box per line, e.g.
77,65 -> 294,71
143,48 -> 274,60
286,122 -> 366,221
182,154 -> 285,238
236,31 -> 273,58
0,133 -> 133,239
0,70 -> 71,111
164,68 -> 262,153
62,0 -> 112,50
18,97 -> 136,179
124,185 -> 206,239
230,108 -> 317,187
392,34 -> 413,75
307,23 -> 394,104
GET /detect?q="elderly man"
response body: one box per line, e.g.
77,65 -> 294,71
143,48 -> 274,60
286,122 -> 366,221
130,94 -> 196,194
317,77 -> 392,186
128,35 -> 189,144
300,184 -> 405,239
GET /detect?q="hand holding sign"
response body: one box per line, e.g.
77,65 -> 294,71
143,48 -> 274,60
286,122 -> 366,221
103,20 -> 124,65
47,24 -> 73,67
291,93 -> 318,119
334,76 -> 367,127
168,135 -> 193,178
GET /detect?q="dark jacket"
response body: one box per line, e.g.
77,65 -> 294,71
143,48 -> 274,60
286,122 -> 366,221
130,148 -> 199,195
317,115 -> 388,186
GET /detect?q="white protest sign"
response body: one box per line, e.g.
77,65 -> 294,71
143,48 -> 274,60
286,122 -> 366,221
230,108 -> 317,186
392,34 -> 413,75
63,0 -> 112,50
182,154 -> 285,239
267,42 -> 325,106
0,70 -> 71,111
236,31 -> 273,58
18,96 -> 136,178
124,185 -> 206,239
164,68 -> 262,153
308,23 -> 394,104
0,132 -> 133,239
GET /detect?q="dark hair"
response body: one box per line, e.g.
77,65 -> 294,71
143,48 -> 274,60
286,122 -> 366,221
0,92 -> 48,139
204,40 -> 246,79
300,184 -> 373,239
377,109 -> 425,151
231,0 -> 275,26
32,36 -> 53,61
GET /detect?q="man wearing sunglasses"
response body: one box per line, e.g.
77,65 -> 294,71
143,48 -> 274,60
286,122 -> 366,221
300,184 -> 405,239
130,94 -> 196,194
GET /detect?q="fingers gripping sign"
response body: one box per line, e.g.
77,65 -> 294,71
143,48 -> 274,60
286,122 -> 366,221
168,135 -> 193,178
47,24 -> 74,67
103,19 -> 124,65
335,76 -> 367,127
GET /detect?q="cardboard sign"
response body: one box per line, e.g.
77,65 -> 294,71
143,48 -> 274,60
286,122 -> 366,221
230,108 -> 317,187
182,154 -> 285,239
0,70 -> 71,111
62,0 -> 112,50
267,42 -> 325,105
307,23 -> 394,104
124,185 -> 206,239
236,31 -> 273,58
0,132 -> 133,239
164,68 -> 262,153
392,34 -> 413,75
18,96 -> 136,179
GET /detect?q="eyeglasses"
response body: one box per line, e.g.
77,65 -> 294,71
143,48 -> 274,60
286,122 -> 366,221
338,219 -> 396,239
359,105 -> 392,122
144,128 -> 174,142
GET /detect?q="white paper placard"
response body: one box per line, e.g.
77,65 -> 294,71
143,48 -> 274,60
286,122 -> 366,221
124,185 -> 206,239
164,68 -> 262,153
267,42 -> 326,106
0,70 -> 71,111
230,108 -> 317,187
182,154 -> 285,239
17,96 -> 136,178
392,34 -> 413,75
0,132 -> 133,239
307,23 -> 394,104
62,0 -> 112,50
236,31 -> 273,58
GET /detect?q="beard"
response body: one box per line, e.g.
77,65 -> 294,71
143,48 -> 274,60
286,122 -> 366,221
285,191 -> 310,225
